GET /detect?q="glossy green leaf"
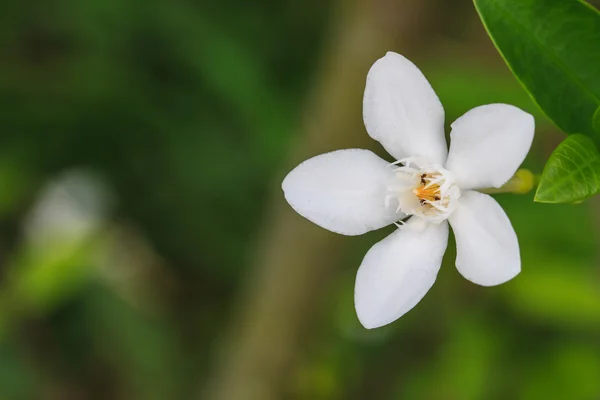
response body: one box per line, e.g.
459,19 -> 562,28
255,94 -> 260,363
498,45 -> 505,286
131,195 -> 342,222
474,0 -> 600,137
535,134 -> 600,203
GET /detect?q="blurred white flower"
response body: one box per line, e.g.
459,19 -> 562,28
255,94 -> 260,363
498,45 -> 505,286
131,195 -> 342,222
24,169 -> 111,251
282,52 -> 535,329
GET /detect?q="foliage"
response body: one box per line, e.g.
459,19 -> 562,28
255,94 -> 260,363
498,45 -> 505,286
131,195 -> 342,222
474,0 -> 600,203
535,134 -> 600,203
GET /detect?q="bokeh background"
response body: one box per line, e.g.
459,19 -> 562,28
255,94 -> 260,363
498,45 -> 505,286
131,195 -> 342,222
0,0 -> 599,399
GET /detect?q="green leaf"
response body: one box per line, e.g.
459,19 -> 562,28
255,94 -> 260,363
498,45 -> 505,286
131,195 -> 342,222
535,134 -> 600,203
473,0 -> 600,137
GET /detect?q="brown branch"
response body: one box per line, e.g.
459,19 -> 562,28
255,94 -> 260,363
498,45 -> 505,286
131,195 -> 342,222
201,1 -> 437,399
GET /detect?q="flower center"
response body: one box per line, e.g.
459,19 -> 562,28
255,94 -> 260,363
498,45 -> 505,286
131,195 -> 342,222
414,174 -> 442,204
386,158 -> 460,223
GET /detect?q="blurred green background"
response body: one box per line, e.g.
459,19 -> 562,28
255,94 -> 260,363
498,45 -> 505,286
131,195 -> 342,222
0,0 -> 599,399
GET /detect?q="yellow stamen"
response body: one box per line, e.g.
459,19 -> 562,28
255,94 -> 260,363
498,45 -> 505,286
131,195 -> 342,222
413,175 -> 441,204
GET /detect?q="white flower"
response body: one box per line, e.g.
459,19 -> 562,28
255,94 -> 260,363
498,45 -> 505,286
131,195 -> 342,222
282,52 -> 534,329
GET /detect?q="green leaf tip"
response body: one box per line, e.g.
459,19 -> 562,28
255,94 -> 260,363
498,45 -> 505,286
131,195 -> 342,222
535,134 -> 600,203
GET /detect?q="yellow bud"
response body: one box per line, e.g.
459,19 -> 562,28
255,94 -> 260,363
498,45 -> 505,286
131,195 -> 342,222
480,169 -> 537,195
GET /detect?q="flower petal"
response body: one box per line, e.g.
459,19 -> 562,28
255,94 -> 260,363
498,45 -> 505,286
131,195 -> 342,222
445,104 -> 534,190
354,218 -> 448,329
282,149 -> 403,236
363,52 -> 447,164
448,191 -> 520,287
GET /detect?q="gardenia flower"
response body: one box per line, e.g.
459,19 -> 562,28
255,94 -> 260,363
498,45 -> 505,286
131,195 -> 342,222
282,52 -> 535,329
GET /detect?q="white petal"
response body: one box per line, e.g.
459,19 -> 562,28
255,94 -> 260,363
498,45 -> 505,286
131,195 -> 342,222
282,149 -> 403,236
445,104 -> 534,190
354,218 -> 449,329
448,191 -> 520,287
363,52 -> 447,164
